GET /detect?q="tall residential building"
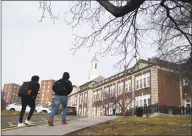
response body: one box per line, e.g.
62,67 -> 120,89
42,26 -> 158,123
39,79 -> 55,107
68,57 -> 186,116
3,83 -> 21,105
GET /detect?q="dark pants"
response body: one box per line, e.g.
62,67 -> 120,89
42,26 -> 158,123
113,109 -> 116,116
19,97 -> 35,123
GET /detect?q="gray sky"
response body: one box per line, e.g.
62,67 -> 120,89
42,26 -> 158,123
2,1 -> 156,87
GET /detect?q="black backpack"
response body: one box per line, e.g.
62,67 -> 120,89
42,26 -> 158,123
18,82 -> 31,97
53,79 -> 72,96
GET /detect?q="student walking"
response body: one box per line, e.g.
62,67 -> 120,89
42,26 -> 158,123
48,72 -> 73,126
17,75 -> 40,127
112,102 -> 117,116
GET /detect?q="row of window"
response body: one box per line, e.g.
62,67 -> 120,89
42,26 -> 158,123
68,92 -> 88,106
78,108 -> 87,116
135,73 -> 150,90
5,85 -> 20,89
79,93 -> 88,104
43,81 -> 52,85
42,89 -> 50,93
42,85 -> 51,89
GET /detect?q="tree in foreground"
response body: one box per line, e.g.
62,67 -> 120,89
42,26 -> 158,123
39,0 -> 191,66
39,0 -> 192,115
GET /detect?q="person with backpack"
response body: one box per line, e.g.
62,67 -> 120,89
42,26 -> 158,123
17,75 -> 40,127
48,72 -> 73,126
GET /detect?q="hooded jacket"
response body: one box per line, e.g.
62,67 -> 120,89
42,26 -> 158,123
28,75 -> 40,99
52,72 -> 73,96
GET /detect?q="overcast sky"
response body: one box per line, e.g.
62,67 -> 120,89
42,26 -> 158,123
2,1 -> 156,88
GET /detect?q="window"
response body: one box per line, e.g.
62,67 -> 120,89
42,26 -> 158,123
147,98 -> 151,105
183,78 -> 189,86
126,82 -> 128,92
111,86 -> 115,96
140,100 -> 143,107
107,88 -> 110,98
95,63 -> 97,69
144,99 -> 146,105
143,78 -> 146,88
118,83 -> 123,95
136,80 -> 139,89
136,101 -> 139,107
129,82 -> 131,91
93,92 -> 97,101
136,73 -> 150,90
15,102 -> 21,106
140,79 -> 143,88
147,76 -> 150,87
186,104 -> 190,107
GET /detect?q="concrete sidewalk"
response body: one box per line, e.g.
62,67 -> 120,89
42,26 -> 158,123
2,116 -> 118,135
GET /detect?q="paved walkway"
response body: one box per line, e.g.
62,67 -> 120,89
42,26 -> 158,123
2,116 -> 118,135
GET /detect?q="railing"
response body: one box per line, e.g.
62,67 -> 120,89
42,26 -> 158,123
124,104 -> 192,116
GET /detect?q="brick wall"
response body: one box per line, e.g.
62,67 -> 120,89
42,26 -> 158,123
158,69 -> 181,106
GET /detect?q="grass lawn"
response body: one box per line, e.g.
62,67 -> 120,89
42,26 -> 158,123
69,116 -> 191,135
1,110 -> 47,116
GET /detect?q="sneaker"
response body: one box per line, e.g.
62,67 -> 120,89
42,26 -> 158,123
25,119 -> 32,126
17,122 -> 26,127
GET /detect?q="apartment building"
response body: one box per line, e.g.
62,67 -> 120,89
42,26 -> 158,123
39,79 -> 55,107
3,83 -> 21,105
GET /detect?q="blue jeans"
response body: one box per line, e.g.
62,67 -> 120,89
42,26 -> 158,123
49,95 -> 68,121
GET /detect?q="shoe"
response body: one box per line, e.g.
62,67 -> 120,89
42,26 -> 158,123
62,120 -> 68,125
17,122 -> 26,127
48,118 -> 54,126
25,119 -> 32,126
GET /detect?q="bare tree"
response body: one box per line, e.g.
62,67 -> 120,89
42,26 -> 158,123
39,1 -> 192,114
39,0 -> 191,68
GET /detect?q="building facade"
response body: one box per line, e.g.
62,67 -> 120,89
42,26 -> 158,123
68,58 -> 186,116
39,79 -> 55,107
2,83 -> 21,105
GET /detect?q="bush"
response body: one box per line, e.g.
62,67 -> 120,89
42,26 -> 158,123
136,107 -> 143,117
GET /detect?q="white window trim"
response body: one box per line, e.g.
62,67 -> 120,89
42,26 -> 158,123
135,73 -> 150,90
